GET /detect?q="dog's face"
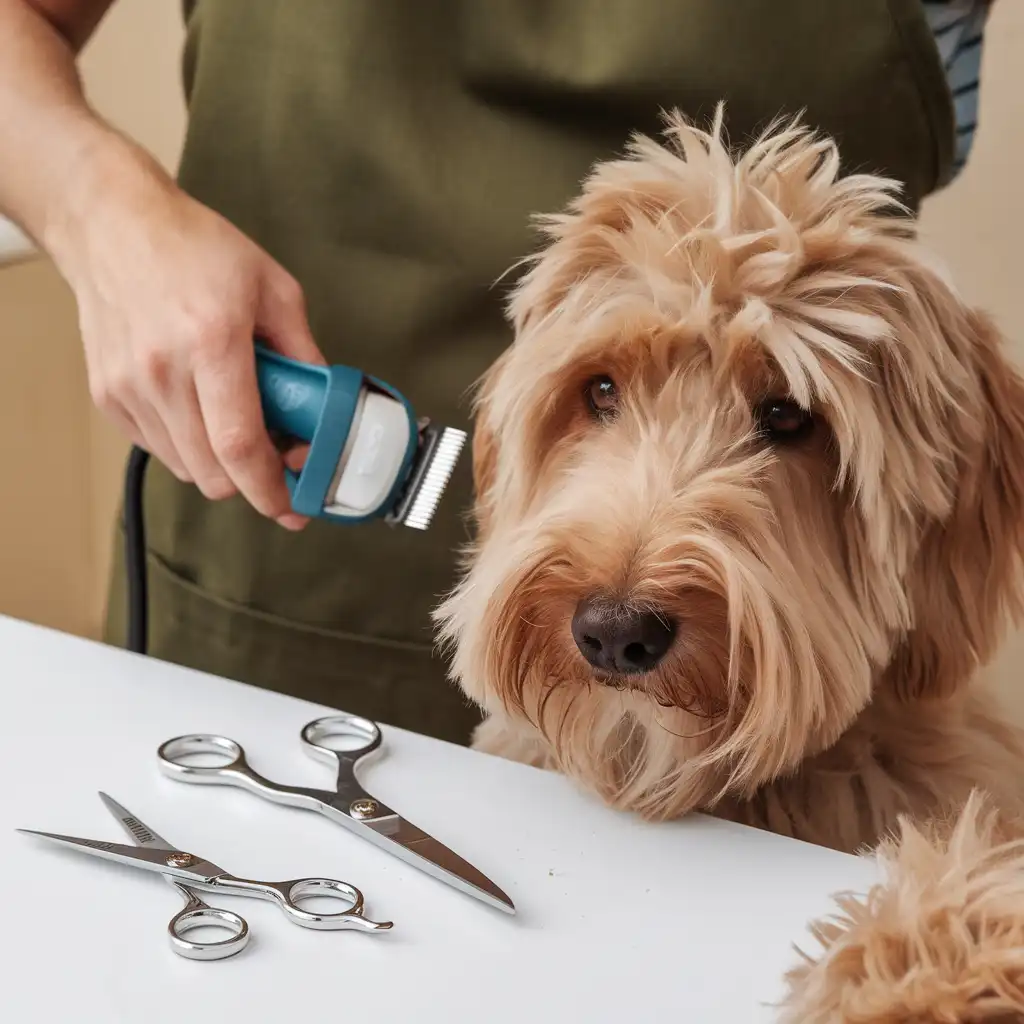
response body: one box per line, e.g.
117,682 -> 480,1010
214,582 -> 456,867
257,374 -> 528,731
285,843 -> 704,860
437,112 -> 1024,819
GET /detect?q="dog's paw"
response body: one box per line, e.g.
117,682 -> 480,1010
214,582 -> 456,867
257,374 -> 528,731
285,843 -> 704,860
779,791 -> 1024,1023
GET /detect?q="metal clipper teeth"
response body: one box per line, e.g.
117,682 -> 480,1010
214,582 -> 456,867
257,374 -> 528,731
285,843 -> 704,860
385,424 -> 467,530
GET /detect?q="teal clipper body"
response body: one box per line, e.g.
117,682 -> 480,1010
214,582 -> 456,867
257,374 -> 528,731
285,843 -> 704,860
254,343 -> 466,529
120,343 -> 466,654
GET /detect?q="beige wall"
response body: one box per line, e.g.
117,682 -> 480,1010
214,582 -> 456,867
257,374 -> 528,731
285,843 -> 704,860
1,2 -> 1022,708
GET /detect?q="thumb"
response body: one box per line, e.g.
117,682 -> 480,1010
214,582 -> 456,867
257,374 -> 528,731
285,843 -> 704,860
255,264 -> 328,366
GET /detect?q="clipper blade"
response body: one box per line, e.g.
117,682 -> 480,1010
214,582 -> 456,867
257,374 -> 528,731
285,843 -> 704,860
386,423 -> 467,530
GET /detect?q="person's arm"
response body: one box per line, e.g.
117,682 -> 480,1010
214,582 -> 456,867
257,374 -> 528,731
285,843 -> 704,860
0,0 -> 323,529
0,0 -> 118,250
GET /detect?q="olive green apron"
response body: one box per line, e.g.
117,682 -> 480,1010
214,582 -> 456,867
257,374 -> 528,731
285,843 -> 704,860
103,0 -> 954,743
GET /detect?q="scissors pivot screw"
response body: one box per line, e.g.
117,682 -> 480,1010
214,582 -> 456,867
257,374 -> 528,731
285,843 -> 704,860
349,799 -> 379,819
166,852 -> 197,868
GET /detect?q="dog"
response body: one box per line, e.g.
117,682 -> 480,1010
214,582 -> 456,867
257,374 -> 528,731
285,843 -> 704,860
437,107 -> 1024,1020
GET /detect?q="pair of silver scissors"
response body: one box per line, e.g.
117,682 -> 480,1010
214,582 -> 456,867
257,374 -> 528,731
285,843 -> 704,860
157,713 -> 515,914
18,791 -> 391,961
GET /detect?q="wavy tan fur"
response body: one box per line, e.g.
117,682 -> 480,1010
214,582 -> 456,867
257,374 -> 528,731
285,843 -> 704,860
435,107 -> 1024,1020
781,792 -> 1024,1022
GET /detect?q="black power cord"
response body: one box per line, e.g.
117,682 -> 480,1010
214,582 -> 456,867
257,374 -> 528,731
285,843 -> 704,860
123,444 -> 151,655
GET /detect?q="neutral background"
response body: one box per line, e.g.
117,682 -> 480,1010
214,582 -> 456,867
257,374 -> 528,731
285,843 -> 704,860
1,1 -> 1022,711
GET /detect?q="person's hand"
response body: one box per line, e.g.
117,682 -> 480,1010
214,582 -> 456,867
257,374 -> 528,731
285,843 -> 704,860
53,149 -> 323,530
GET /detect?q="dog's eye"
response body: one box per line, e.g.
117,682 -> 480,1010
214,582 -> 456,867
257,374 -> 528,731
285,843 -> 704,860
585,375 -> 619,419
755,398 -> 814,442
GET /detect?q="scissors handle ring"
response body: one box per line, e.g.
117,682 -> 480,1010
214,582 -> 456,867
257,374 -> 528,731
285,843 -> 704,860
168,887 -> 249,961
278,877 -> 394,932
158,734 -> 247,780
301,715 -> 382,765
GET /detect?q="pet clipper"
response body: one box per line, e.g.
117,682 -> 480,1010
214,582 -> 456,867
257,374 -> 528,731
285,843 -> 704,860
121,343 -> 466,655
254,342 -> 466,529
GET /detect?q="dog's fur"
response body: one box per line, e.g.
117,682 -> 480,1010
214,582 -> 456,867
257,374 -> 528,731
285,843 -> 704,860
436,107 -> 1024,1019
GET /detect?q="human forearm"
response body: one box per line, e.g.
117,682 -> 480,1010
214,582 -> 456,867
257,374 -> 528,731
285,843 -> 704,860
0,0 -> 164,267
0,0 -> 326,527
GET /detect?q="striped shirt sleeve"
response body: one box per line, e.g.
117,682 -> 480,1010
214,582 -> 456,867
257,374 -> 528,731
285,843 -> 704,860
921,0 -> 991,178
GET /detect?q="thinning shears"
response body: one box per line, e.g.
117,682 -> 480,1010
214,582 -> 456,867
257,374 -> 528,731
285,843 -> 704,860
157,713 -> 515,914
19,791 -> 391,961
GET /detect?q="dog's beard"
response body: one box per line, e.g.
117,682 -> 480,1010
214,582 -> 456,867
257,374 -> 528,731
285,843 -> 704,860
439,434 -> 885,820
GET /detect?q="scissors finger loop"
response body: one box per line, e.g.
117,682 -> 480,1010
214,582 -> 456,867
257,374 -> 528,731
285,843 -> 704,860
273,876 -> 393,932
288,876 -> 361,911
158,734 -> 248,781
168,902 -> 250,961
301,715 -> 382,766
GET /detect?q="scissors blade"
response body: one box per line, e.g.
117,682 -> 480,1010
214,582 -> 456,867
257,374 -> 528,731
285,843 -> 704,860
16,829 -> 226,884
360,816 -> 515,914
98,792 -> 175,850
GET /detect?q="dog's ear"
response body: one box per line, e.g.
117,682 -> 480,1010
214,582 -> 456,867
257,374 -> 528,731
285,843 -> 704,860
467,353 -> 508,540
887,309 -> 1024,700
472,418 -> 498,507
470,416 -> 499,539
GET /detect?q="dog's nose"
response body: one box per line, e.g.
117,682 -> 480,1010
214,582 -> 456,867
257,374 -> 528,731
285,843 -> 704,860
571,598 -> 676,675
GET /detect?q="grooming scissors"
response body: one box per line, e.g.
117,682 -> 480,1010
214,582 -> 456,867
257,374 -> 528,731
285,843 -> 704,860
18,791 -> 391,961
157,714 -> 515,914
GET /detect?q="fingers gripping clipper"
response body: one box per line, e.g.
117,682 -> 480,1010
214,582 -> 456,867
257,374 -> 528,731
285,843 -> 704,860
122,343 -> 466,655
254,344 -> 466,529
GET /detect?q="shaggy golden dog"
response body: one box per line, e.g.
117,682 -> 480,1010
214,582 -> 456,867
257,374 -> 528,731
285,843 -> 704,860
436,108 -> 1024,1020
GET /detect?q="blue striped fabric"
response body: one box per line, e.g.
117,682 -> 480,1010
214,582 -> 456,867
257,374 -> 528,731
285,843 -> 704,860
921,0 -> 991,178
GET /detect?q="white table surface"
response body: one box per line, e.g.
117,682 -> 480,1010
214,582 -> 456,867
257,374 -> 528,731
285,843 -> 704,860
0,614 -> 880,1022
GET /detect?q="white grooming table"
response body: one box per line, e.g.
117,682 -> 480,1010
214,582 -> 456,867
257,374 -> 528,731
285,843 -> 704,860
0,614 -> 880,1022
